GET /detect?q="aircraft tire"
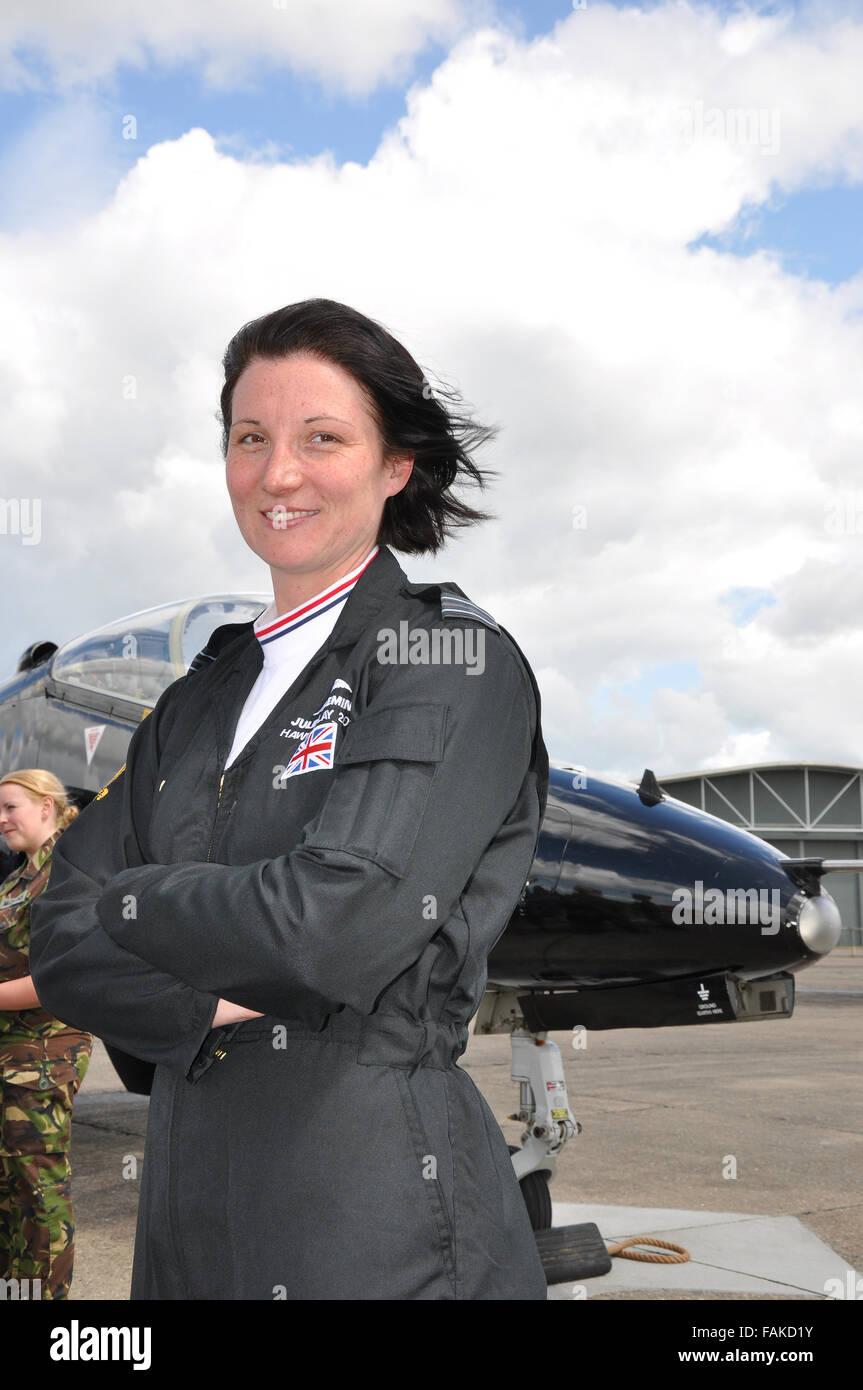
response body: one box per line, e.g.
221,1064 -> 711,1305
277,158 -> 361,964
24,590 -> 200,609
508,1145 -> 553,1231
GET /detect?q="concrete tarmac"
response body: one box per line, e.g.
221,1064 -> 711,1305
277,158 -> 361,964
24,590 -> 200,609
65,951 -> 862,1300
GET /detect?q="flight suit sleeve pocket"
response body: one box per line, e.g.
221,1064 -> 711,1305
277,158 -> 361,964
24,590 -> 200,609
338,702 -> 447,765
304,702 -> 448,879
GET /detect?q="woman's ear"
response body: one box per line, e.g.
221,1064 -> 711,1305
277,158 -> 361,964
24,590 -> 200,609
386,454 -> 414,497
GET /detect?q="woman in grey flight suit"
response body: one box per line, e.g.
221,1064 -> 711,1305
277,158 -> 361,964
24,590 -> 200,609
30,298 -> 549,1300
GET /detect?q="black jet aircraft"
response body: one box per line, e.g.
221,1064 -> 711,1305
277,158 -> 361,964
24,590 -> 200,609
0,594 -> 847,1268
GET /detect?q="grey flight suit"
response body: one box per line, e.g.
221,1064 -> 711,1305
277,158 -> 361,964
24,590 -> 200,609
30,545 -> 549,1300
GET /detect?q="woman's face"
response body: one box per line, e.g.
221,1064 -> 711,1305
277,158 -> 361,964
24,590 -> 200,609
225,353 -> 413,609
0,785 -> 56,859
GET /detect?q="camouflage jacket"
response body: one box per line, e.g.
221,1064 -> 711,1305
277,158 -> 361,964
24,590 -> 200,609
0,826 -> 92,1047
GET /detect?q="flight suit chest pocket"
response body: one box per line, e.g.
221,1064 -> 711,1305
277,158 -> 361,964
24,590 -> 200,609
305,702 -> 447,879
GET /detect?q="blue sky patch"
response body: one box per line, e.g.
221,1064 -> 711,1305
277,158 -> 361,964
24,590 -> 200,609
691,184 -> 863,286
720,587 -> 776,624
0,45 -> 452,174
591,660 -> 703,716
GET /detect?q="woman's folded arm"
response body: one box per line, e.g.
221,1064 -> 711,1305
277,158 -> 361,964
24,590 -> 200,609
29,683 -> 222,1075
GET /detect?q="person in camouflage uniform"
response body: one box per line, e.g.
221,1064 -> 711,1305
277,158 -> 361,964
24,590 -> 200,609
0,770 -> 92,1300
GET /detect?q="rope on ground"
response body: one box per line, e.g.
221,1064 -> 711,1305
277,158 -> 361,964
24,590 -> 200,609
605,1235 -> 690,1263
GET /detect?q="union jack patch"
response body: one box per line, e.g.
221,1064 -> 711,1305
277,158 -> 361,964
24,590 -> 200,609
282,721 -> 338,779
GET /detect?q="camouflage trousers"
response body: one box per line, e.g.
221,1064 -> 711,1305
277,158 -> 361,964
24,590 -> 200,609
0,1033 -> 91,1300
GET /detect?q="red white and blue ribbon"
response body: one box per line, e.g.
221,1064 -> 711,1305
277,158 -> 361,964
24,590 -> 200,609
255,547 -> 379,649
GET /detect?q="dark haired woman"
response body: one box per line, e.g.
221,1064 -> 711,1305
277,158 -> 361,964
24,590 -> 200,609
0,770 -> 92,1299
31,299 -> 549,1300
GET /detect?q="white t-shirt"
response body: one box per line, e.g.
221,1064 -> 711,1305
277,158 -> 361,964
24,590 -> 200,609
224,547 -> 379,769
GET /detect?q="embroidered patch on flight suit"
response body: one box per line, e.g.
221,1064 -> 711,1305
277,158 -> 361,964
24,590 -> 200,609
280,721 -> 339,779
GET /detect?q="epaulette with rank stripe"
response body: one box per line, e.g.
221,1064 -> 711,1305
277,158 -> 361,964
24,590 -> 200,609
188,648 -> 216,674
188,621 -> 256,675
439,591 -> 499,633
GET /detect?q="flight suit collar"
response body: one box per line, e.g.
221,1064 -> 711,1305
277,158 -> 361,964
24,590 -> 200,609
324,544 -> 415,651
216,547 -> 450,700
212,547 -> 429,770
224,545 -> 432,677
252,546 -> 380,650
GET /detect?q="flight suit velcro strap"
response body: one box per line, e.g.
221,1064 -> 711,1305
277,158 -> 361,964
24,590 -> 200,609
338,702 -> 447,766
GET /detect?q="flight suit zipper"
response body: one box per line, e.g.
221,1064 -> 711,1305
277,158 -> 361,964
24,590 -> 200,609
204,770 -> 237,1066
206,773 -> 225,864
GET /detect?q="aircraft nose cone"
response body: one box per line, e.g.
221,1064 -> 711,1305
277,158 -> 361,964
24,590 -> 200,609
798,892 -> 842,954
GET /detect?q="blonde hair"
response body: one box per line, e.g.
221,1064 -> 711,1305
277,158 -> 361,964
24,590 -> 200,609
0,769 -> 79,832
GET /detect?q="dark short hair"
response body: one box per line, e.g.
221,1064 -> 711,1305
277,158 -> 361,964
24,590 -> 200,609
219,298 -> 495,554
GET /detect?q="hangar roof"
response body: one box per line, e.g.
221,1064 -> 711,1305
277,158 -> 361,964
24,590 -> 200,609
655,763 -> 863,837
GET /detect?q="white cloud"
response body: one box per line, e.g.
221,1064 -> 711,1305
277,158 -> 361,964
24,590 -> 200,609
0,0 -> 469,96
2,3 -> 863,779
700,729 -> 774,770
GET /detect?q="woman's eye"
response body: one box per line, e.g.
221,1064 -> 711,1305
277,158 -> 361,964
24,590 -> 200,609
232,429 -> 340,447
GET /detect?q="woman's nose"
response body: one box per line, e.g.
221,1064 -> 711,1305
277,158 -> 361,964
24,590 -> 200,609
262,438 -> 304,489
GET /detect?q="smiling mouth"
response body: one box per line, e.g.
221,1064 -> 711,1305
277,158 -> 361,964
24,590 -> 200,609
262,508 -> 320,523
